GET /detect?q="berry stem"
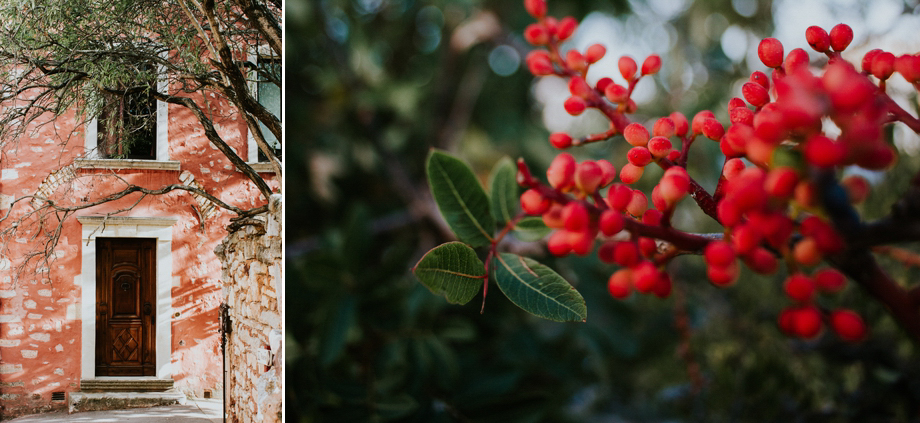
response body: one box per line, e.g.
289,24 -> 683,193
884,94 -> 920,133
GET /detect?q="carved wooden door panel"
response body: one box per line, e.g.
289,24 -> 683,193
96,238 -> 156,376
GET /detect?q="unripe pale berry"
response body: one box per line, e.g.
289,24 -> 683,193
542,203 -> 565,229
793,236 -> 822,266
585,44 -> 606,64
618,56 -> 637,81
549,132 -> 573,149
758,38 -> 784,68
805,26 -> 830,53
641,54 -> 662,75
829,23 -> 853,52
599,210 -> 624,236
830,309 -> 866,342
623,123 -> 650,147
575,160 -> 604,193
564,96 -> 587,115
814,268 -> 846,293
556,16 -> 577,41
520,189 -> 551,215
619,163 -> 644,185
627,146 -> 652,167
547,152 -> 576,190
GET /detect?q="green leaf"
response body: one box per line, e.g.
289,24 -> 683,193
489,156 -> 518,227
427,150 -> 495,247
513,217 -> 552,242
413,242 -> 485,305
491,253 -> 587,322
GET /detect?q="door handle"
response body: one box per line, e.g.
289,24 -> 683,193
144,302 -> 154,325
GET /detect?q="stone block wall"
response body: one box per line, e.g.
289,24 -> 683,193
215,194 -> 282,423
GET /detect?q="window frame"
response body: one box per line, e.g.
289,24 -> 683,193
246,45 -> 280,173
79,62 -> 177,171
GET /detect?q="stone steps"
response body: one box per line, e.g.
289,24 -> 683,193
79,378 -> 174,392
70,379 -> 184,413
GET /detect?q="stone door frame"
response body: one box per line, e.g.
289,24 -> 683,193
78,216 -> 176,380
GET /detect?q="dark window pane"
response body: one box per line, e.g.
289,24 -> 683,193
257,58 -> 281,162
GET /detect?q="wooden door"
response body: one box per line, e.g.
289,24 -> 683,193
96,238 -> 156,376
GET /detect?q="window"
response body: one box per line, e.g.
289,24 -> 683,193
248,53 -> 281,165
82,62 -> 172,168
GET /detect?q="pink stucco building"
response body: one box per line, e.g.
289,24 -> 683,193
0,85 -> 277,417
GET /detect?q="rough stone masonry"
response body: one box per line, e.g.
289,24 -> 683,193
216,194 -> 282,423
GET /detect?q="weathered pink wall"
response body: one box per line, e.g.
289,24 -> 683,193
0,97 -> 275,418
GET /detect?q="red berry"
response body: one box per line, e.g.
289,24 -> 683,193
647,136 -> 672,159
750,71 -> 770,90
841,174 -> 870,204
524,0 -> 547,18
784,273 -> 815,302
814,268 -> 846,293
520,189 -> 551,215
652,273 -> 672,298
742,81 -> 770,107
575,160 -> 604,193
597,159 -> 617,187
585,44 -> 607,64
895,54 -> 920,82
562,202 -> 590,231
791,306 -> 823,338
599,210 -> 624,236
691,110 -> 715,134
641,54 -> 662,75
556,16 -> 577,41
728,97 -> 747,110
547,153 -> 576,190
729,106 -> 754,126
862,49 -> 882,73
658,167 -> 690,205
568,76 -> 592,98
632,261 -> 659,293
731,224 -> 761,255
595,77 -> 613,92
542,203 -> 565,229
524,23 -> 550,45
701,118 -> 725,141
758,38 -> 784,68
525,50 -> 554,75
605,83 -> 629,103
547,230 -> 572,256
638,237 -> 658,258
618,56 -> 637,81
607,269 -> 633,299
870,51 -> 895,80
641,209 -> 663,226
625,189 -> 647,216
607,184 -> 633,211
829,23 -> 853,52
619,163 -> 644,185
704,241 -> 735,267
564,96 -> 587,115
744,247 -> 778,274
764,166 -> 799,199
803,134 -> 845,168
830,309 -> 866,342
670,112 -> 689,136
623,123 -> 649,146
613,241 -> 640,267
805,26 -> 830,52
652,117 -> 675,138
627,146 -> 653,167
567,229 -> 595,255
793,237 -> 822,266
707,262 -> 738,287
722,158 -> 745,180
784,48 -> 809,73
566,50 -> 587,74
549,132 -> 573,149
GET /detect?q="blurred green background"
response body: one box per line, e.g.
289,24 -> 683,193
286,0 -> 920,421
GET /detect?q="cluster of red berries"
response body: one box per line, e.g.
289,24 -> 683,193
519,0 -> 920,343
